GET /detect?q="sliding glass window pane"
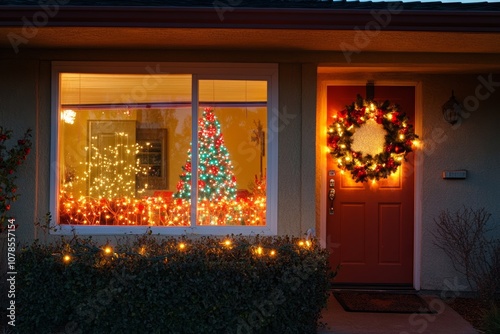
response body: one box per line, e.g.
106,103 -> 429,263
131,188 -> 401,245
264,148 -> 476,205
58,73 -> 192,226
194,80 -> 267,226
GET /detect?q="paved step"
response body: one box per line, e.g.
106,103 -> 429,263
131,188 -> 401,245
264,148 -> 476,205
318,294 -> 479,334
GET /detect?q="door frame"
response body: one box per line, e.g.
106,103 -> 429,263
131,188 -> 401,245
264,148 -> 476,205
318,79 -> 423,290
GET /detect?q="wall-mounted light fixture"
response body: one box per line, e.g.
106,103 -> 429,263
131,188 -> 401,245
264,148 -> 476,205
442,90 -> 462,125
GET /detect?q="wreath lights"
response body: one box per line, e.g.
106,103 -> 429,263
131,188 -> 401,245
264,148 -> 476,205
327,94 -> 419,183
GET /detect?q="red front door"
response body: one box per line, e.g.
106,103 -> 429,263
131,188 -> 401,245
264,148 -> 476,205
326,86 -> 415,286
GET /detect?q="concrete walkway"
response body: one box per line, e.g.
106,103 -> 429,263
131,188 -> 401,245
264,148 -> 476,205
318,293 -> 479,334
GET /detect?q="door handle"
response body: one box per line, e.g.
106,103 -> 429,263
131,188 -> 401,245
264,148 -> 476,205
329,189 -> 336,201
328,178 -> 335,215
329,188 -> 335,215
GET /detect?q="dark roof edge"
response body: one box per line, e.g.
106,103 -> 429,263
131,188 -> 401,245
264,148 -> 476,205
1,6 -> 500,32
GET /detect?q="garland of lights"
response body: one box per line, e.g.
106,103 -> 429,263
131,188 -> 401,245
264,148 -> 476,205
327,94 -> 419,183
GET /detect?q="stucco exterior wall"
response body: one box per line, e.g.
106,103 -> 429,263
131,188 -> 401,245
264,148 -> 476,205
419,73 -> 500,291
2,50 -> 499,291
277,63 -> 318,236
0,54 -> 318,245
0,59 -> 45,243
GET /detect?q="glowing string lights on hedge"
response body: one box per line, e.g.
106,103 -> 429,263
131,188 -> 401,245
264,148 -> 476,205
57,238 -> 316,264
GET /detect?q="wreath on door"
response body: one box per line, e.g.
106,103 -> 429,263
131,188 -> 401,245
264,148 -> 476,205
327,95 -> 419,183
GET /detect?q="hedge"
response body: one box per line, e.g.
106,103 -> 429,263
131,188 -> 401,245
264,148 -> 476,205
14,234 -> 334,334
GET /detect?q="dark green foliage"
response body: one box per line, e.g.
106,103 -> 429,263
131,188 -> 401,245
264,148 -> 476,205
16,235 -> 333,334
483,304 -> 500,334
0,127 -> 32,232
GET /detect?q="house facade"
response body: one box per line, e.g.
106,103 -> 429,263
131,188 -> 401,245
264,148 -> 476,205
1,0 -> 500,291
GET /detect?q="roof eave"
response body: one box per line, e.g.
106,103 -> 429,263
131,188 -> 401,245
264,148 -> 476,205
1,6 -> 500,32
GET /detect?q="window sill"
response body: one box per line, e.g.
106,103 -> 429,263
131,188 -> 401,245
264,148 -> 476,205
51,224 -> 277,236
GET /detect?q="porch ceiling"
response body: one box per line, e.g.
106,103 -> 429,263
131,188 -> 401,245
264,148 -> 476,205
1,26 -> 500,54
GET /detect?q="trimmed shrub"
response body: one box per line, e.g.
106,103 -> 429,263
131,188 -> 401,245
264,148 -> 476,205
16,235 -> 333,334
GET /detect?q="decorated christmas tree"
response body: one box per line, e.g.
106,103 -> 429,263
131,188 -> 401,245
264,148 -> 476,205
175,107 -> 237,202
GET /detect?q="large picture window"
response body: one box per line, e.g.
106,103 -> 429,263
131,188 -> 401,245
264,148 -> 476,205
51,63 -> 278,235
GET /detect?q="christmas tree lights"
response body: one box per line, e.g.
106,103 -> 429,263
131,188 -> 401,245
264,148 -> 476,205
174,107 -> 243,225
175,107 -> 237,201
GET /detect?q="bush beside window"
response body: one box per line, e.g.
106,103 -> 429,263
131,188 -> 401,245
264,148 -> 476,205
17,235 -> 333,334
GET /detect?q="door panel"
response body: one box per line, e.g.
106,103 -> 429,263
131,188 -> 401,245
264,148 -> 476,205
379,203 -> 402,264
327,85 -> 415,285
340,203 -> 366,263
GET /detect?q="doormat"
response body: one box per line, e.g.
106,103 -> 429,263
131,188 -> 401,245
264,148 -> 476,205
333,291 -> 437,314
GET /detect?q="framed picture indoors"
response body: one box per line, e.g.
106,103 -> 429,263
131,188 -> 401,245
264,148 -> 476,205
136,128 -> 168,190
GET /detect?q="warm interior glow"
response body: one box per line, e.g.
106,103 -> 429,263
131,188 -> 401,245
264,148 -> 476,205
103,246 -> 113,255
63,254 -> 71,263
58,74 -> 268,227
179,242 -> 186,250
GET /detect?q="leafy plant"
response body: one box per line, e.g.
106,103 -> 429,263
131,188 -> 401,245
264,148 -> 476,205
16,234 -> 335,334
432,206 -> 500,305
0,127 -> 32,233
482,304 -> 500,334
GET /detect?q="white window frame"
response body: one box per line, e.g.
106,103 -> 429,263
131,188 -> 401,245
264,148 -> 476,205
50,62 -> 278,236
